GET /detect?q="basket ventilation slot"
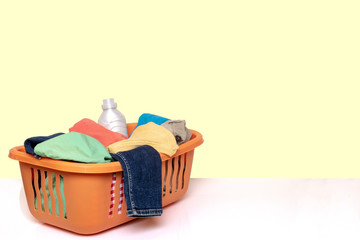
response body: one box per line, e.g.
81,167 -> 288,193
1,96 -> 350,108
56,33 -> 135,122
108,172 -> 124,217
31,168 -> 67,219
163,154 -> 187,197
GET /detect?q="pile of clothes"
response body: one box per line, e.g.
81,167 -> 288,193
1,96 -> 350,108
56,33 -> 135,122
24,113 -> 192,217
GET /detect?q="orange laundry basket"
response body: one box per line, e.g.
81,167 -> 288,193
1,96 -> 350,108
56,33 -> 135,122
8,123 -> 203,235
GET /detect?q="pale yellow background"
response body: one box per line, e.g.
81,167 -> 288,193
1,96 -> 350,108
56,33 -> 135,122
1,1 -> 359,178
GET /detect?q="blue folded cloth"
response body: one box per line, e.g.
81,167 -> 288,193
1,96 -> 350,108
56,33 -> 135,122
24,133 -> 64,159
134,113 -> 169,130
111,145 -> 163,217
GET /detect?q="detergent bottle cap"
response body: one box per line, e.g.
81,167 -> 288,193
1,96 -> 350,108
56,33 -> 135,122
102,98 -> 117,110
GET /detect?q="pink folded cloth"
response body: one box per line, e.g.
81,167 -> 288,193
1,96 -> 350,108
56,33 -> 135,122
69,118 -> 127,147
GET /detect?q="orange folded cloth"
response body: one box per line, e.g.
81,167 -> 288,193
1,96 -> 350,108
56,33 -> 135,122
69,118 -> 127,147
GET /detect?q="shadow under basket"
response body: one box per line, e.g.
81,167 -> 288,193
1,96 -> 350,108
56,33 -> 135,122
8,123 -> 203,235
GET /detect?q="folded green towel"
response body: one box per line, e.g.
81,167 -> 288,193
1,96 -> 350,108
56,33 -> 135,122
34,132 -> 112,163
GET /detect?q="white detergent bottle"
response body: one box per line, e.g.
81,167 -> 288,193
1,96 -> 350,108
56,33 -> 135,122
98,98 -> 128,137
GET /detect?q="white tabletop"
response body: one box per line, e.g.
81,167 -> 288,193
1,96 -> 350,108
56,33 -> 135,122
2,178 -> 360,240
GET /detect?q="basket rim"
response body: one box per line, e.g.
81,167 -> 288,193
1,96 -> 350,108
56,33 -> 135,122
8,123 -> 204,174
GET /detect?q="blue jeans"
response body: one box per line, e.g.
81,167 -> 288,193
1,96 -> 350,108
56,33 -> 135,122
111,145 -> 163,217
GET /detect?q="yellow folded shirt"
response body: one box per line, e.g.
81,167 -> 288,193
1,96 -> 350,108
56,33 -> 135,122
107,122 -> 179,157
